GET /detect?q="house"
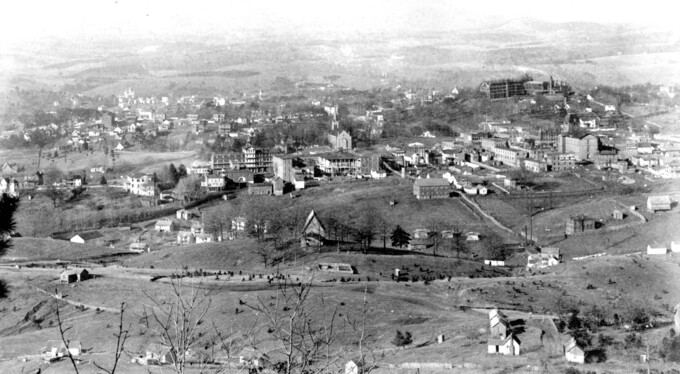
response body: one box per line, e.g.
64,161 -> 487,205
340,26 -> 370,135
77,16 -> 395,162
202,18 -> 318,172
177,231 -> 194,245
115,143 -> 125,151
190,222 -> 204,235
176,209 -> 191,220
540,247 -> 561,260
647,195 -> 672,213
612,209 -> 624,220
647,245 -> 668,255
202,174 -> 225,192
489,308 -> 506,326
70,231 -> 103,244
60,269 -> 89,283
41,340 -> 82,357
0,177 -> 20,196
564,337 -> 585,364
155,219 -> 175,232
145,344 -> 176,365
129,242 -> 149,253
413,178 -> 450,200
301,210 -> 326,248
232,216 -> 247,231
527,253 -> 560,269
1,162 -> 18,175
490,317 -> 510,339
125,173 -> 156,196
566,215 -> 595,235
487,333 -> 521,356
195,233 -> 214,244
247,183 -> 273,195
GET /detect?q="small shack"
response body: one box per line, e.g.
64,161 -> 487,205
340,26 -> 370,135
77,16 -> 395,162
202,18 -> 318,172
612,209 -> 624,220
647,245 -> 668,255
70,231 -> 103,244
564,337 -> 585,364
60,269 -> 89,283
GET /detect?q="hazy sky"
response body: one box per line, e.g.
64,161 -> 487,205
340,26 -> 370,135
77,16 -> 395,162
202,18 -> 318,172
0,0 -> 676,46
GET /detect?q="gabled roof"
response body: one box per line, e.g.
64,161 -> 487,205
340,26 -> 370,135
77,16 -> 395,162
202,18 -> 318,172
302,210 -> 325,234
488,333 -> 520,346
414,178 -> 449,187
72,231 -> 102,241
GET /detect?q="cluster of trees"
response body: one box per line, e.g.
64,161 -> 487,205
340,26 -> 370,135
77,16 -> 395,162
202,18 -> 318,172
155,163 -> 187,191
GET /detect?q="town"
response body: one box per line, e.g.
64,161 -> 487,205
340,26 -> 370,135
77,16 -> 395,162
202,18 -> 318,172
1,3 -> 680,374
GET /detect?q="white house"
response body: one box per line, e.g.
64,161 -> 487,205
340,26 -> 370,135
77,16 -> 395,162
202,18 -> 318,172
564,337 -> 585,364
195,233 -> 214,244
129,242 -> 149,253
177,231 -> 194,245
487,333 -> 520,356
115,143 -> 125,151
125,173 -> 155,196
70,231 -> 103,244
155,219 -> 175,232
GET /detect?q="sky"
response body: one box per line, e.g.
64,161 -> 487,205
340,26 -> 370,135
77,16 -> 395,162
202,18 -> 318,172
0,0 -> 677,47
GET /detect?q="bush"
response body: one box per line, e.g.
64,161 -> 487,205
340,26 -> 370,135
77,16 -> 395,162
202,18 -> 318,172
392,330 -> 413,347
624,333 -> 642,348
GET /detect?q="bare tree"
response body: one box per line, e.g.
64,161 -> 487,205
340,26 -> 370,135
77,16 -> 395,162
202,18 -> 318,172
93,303 -> 130,374
345,287 -> 381,374
243,277 -> 346,374
55,299 -> 129,374
45,185 -> 65,208
143,278 -> 213,374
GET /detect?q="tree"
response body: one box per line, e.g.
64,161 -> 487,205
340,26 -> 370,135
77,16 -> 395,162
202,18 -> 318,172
244,277 -> 348,374
0,194 -> 19,299
177,164 -> 187,179
174,175 -> 203,203
255,241 -> 276,267
143,278 -> 239,374
168,163 -> 180,184
449,231 -> 467,259
100,176 -> 107,185
390,225 -> 410,248
392,330 -> 413,347
45,185 -> 66,208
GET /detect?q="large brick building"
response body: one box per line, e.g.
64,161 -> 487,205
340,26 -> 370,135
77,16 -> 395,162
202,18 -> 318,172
557,134 -> 599,161
413,178 -> 450,200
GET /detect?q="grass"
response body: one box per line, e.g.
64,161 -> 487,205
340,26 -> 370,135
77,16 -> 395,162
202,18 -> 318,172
1,237 -> 128,262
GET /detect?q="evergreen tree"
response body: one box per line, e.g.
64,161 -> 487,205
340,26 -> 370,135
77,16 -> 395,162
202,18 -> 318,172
177,164 -> 188,179
168,163 -> 180,184
99,176 -> 107,185
390,225 -> 411,248
0,194 -> 20,298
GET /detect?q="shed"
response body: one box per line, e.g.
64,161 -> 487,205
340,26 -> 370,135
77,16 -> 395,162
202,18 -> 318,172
647,245 -> 668,255
647,195 -> 671,213
60,269 -> 89,283
564,339 -> 585,364
70,231 -> 103,244
612,209 -> 624,220
466,232 -> 480,241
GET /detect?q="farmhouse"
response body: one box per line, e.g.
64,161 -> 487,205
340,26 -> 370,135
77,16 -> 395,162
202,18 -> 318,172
647,195 -> 671,213
413,178 -> 450,199
70,231 -> 103,244
487,333 -> 521,356
41,340 -> 82,357
566,215 -> 595,235
195,233 -> 214,244
155,219 -> 175,232
60,269 -> 89,283
129,242 -> 149,253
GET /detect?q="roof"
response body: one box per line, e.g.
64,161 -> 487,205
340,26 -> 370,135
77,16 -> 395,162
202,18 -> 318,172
130,242 -> 148,248
43,340 -> 81,351
302,210 -> 326,233
648,195 -> 671,206
61,268 -> 88,276
414,178 -> 449,187
540,247 -> 560,256
156,219 -> 173,226
72,231 -> 102,241
487,333 -> 520,346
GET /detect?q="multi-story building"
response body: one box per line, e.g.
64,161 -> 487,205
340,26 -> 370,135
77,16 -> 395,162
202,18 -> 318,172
492,147 -> 528,168
566,215 -> 595,235
359,154 -> 383,177
242,146 -> 272,172
479,76 -> 531,99
481,138 -> 508,151
544,153 -> 575,172
202,174 -> 226,192
557,134 -> 599,161
413,178 -> 450,199
211,153 -> 245,171
272,155 -> 296,182
523,159 -> 548,173
316,153 -> 360,175
125,173 -> 155,196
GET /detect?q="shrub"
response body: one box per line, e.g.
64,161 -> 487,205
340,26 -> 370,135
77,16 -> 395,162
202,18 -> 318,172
392,330 -> 413,347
